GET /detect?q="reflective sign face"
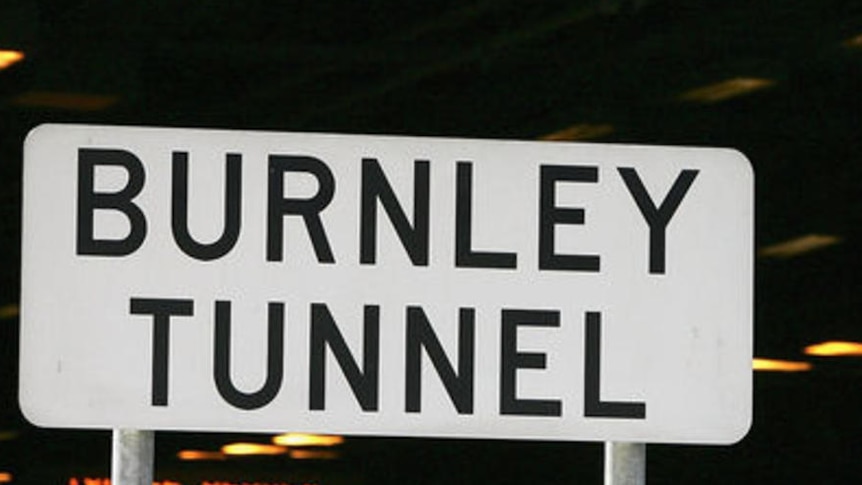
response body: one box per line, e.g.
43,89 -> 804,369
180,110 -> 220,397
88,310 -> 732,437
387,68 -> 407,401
20,124 -> 753,444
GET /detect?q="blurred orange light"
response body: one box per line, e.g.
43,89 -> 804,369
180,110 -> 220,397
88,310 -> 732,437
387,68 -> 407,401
844,33 -> 862,48
0,50 -> 24,70
758,234 -> 841,259
540,123 -> 615,141
272,433 -> 344,447
804,341 -> 862,357
289,449 -> 340,460
177,449 -> 226,461
0,471 -> 12,483
11,91 -> 118,111
753,358 -> 812,372
680,77 -> 775,103
221,442 -> 287,456
69,479 -> 180,485
0,304 -> 18,320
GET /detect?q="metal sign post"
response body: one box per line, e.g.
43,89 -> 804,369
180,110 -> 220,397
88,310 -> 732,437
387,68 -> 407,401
605,442 -> 645,485
111,429 -> 154,485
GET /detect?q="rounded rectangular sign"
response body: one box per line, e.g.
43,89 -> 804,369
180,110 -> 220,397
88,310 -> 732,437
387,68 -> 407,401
20,124 -> 753,444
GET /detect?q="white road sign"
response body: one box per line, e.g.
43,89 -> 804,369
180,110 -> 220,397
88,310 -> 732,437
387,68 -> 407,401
20,124 -> 753,444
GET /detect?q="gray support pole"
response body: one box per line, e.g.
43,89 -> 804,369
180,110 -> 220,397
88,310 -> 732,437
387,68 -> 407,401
111,429 -> 155,485
604,442 -> 646,485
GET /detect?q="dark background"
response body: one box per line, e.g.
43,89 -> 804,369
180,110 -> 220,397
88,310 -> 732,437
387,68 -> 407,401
2,1 -> 862,483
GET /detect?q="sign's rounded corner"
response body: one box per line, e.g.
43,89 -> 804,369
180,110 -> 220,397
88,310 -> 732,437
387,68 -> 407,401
721,147 -> 755,179
23,123 -> 61,150
17,389 -> 54,429
722,411 -> 753,445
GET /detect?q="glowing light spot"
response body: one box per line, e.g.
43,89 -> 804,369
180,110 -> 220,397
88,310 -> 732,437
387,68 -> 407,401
805,341 -> 862,357
221,442 -> 287,456
177,449 -> 226,461
753,358 -> 812,372
0,471 -> 13,483
272,433 -> 344,447
0,50 -> 24,70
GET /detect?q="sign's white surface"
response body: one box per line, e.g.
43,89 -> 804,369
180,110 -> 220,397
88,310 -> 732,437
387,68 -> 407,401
20,124 -> 753,444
